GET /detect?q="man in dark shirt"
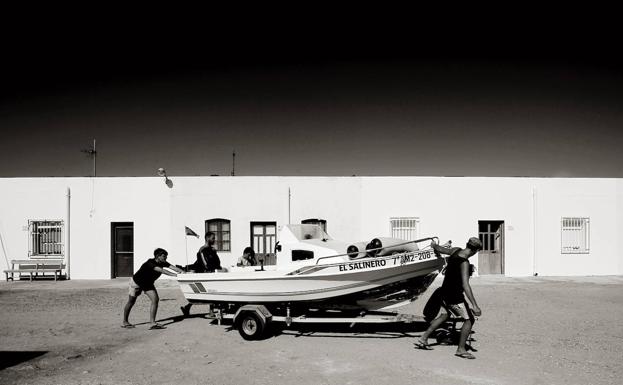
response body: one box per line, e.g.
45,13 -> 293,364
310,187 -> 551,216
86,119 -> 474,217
181,232 -> 227,316
122,248 -> 183,329
414,237 -> 483,359
191,231 -> 223,273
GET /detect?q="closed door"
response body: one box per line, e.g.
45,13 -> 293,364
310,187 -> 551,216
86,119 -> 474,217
250,222 -> 277,265
111,222 -> 134,278
478,221 -> 504,275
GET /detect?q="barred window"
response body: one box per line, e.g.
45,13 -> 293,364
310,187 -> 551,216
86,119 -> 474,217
29,220 -> 64,258
390,217 -> 419,240
561,217 -> 590,254
205,218 -> 231,252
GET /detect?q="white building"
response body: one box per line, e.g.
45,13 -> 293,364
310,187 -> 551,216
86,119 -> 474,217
1,176 -> 621,279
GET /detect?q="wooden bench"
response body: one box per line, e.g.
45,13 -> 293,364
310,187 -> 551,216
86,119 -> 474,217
4,259 -> 65,281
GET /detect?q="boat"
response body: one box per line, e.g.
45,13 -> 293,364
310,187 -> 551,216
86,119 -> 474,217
177,224 -> 445,312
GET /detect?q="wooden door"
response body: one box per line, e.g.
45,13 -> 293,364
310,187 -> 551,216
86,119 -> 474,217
111,222 -> 134,278
478,221 -> 504,275
250,222 -> 277,265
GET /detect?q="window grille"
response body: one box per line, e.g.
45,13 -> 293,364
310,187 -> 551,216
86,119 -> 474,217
561,217 -> 590,254
205,219 -> 231,252
29,220 -> 64,258
389,217 -> 419,240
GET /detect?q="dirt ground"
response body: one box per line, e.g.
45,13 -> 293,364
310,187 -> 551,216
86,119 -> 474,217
1,275 -> 622,385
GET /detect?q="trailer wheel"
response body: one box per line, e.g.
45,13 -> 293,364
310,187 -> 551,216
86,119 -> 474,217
237,311 -> 266,340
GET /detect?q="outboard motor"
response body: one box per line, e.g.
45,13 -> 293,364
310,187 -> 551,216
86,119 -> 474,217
365,238 -> 383,257
347,242 -> 368,259
369,237 -> 420,257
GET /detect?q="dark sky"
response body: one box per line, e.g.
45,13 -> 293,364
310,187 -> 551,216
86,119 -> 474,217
1,12 -> 622,177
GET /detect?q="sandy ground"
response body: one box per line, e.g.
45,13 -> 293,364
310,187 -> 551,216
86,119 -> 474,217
1,275 -> 622,385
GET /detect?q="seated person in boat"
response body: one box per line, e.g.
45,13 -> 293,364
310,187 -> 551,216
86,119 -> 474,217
237,247 -> 257,267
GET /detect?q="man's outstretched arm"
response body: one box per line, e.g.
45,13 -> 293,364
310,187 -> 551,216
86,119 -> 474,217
432,243 -> 461,256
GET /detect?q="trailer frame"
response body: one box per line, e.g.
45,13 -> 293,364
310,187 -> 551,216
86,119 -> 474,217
200,302 -> 463,341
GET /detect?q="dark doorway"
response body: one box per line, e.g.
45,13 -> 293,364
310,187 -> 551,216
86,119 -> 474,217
111,222 -> 134,278
478,220 -> 504,275
250,221 -> 277,265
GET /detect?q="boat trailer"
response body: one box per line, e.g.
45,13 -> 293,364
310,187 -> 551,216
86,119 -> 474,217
205,303 -> 463,341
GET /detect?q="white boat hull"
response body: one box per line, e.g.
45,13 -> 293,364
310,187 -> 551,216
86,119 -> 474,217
178,249 -> 443,310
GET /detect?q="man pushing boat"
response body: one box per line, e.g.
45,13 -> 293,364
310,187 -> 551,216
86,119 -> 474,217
414,237 -> 483,359
122,248 -> 184,329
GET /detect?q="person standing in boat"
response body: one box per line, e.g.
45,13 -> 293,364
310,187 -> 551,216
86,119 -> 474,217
122,248 -> 184,329
414,237 -> 483,359
181,232 -> 226,316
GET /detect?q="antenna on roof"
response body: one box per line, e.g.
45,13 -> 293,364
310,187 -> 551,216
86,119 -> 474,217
81,139 -> 97,177
231,149 -> 236,176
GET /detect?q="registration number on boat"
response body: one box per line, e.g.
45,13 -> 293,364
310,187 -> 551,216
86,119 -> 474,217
394,250 -> 433,265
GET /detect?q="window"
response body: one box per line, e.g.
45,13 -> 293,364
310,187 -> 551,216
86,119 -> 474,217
561,217 -> 590,254
301,218 -> 327,233
29,220 -> 64,258
390,217 -> 419,240
205,219 -> 231,252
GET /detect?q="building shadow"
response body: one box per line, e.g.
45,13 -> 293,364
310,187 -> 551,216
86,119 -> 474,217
0,351 -> 48,370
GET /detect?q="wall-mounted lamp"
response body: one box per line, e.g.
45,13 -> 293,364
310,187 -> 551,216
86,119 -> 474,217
157,167 -> 173,188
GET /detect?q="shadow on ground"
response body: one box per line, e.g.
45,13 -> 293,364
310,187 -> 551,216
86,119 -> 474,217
0,351 -> 48,370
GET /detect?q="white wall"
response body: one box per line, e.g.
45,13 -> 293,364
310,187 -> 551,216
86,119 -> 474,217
0,177 -> 171,279
360,177 -> 621,277
167,177 -> 362,268
0,178 -> 70,274
360,177 -> 535,276
533,179 -> 620,276
1,176 -> 621,279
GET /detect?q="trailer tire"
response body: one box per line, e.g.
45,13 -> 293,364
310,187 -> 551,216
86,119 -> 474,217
237,311 -> 266,340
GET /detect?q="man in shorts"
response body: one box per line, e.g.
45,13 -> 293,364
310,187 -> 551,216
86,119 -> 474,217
122,248 -> 184,329
414,237 -> 483,359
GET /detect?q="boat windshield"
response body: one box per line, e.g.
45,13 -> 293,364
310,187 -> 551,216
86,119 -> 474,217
286,224 -> 332,241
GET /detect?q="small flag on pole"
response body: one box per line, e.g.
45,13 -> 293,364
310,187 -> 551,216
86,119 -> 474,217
185,226 -> 199,237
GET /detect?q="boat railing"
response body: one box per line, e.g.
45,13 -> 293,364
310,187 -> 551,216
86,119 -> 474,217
315,236 -> 439,265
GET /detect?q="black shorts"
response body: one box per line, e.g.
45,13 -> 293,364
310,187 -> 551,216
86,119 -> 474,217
128,278 -> 156,297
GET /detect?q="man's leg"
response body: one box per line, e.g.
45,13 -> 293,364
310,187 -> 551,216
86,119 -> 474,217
456,302 -> 476,354
416,312 -> 449,346
456,318 -> 473,354
123,295 -> 137,326
450,301 -> 476,356
145,290 -> 160,325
